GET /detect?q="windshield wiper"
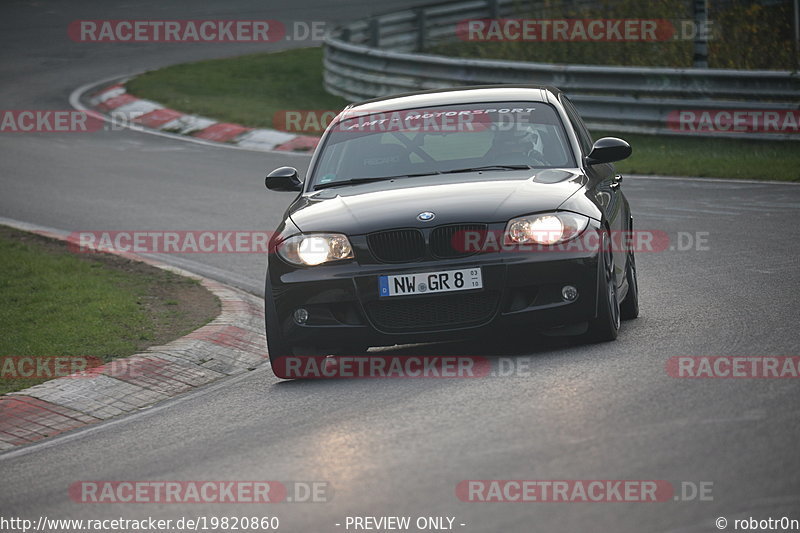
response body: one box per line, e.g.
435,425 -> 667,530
313,171 -> 441,190
441,164 -> 533,174
314,177 -> 394,190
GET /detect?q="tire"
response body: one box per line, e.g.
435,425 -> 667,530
619,248 -> 639,320
265,303 -> 292,379
585,233 -> 620,342
265,273 -> 296,378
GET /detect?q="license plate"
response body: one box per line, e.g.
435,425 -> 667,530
378,267 -> 483,297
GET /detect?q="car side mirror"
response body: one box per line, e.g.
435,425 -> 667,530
265,167 -> 302,192
585,137 -> 631,165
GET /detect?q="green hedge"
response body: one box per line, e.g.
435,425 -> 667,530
429,0 -> 798,70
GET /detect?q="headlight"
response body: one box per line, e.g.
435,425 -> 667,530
277,233 -> 354,266
504,212 -> 589,245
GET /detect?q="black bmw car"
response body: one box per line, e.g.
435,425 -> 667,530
264,85 -> 638,378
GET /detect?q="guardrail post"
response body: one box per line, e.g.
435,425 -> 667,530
794,0 -> 799,70
369,17 -> 380,48
416,8 -> 428,51
487,0 -> 499,20
692,0 -> 709,68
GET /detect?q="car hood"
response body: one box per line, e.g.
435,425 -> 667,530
288,169 -> 587,235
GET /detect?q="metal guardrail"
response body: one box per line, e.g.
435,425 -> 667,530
323,0 -> 800,140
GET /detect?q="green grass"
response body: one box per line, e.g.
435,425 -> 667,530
125,47 -> 799,181
0,227 -> 218,394
596,131 -> 800,181
127,47 -> 349,130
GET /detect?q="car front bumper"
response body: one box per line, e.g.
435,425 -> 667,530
266,235 -> 603,350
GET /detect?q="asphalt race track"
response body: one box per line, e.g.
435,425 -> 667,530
1,1 -> 799,532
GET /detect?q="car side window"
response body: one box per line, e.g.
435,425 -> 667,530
560,96 -> 593,155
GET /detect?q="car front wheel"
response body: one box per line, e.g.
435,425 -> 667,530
585,234 -> 620,342
619,248 -> 639,320
265,297 -> 294,379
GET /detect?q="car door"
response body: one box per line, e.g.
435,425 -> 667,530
560,95 -> 627,284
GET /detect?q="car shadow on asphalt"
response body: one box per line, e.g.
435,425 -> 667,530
272,331 -> 589,385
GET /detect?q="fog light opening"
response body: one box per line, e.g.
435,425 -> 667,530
293,308 -> 309,325
561,285 -> 579,302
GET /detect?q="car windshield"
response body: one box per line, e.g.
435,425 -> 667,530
310,102 -> 575,189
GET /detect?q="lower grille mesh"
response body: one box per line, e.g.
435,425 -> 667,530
366,291 -> 499,332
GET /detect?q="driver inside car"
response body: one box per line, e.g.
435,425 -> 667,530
483,126 -> 545,166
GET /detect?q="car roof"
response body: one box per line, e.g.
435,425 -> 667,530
345,85 -> 562,114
